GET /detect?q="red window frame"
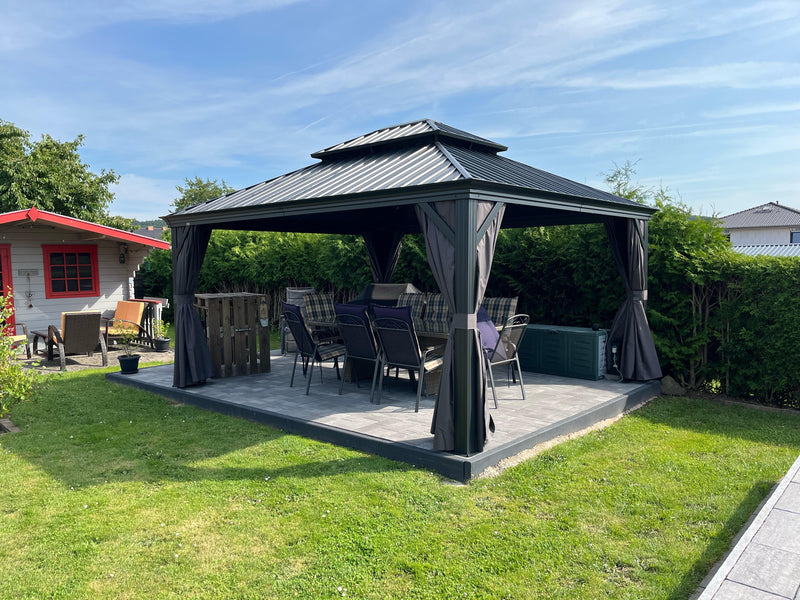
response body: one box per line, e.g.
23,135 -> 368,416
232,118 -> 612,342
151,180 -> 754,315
42,244 -> 100,299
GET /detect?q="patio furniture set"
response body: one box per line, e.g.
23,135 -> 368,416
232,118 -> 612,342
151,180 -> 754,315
22,300 -> 157,370
282,291 -> 528,411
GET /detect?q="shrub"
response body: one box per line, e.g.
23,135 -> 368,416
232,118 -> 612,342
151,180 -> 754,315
0,294 -> 41,417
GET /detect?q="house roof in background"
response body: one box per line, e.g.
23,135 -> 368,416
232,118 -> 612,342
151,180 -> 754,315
166,119 -> 653,233
133,226 -> 169,241
732,245 -> 800,257
0,207 -> 170,249
721,202 -> 800,229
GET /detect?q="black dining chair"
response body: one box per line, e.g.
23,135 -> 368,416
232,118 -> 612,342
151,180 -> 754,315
483,314 -> 529,407
282,303 -> 345,395
334,303 -> 381,403
372,306 -> 444,412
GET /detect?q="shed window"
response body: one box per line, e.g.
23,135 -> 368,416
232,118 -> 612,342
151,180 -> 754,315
43,245 -> 99,298
791,231 -> 800,244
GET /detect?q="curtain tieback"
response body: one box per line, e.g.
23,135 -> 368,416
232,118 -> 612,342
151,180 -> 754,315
174,294 -> 196,305
452,312 -> 477,329
628,290 -> 648,302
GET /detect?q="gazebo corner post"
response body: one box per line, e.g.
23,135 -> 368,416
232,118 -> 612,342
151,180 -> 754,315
452,198 -> 479,455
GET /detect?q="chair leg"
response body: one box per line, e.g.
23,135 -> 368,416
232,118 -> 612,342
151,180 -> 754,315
515,356 -> 526,401
376,357 -> 386,405
57,341 -> 66,372
415,368 -> 424,413
487,362 -> 498,409
290,352 -> 299,387
339,354 -> 347,395
98,333 -> 108,367
306,357 -> 316,395
369,357 -> 381,404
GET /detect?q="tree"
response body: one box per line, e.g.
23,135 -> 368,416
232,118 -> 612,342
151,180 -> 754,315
172,176 -> 234,212
0,120 -> 129,227
602,159 -> 651,204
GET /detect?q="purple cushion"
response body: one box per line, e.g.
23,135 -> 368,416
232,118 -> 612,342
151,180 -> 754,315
372,305 -> 414,329
477,307 -> 506,359
334,303 -> 369,320
283,302 -> 303,317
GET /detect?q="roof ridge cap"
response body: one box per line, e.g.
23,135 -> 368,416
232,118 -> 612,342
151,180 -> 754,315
435,140 -> 472,179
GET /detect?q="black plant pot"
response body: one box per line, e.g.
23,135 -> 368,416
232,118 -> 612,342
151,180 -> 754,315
153,338 -> 171,352
118,354 -> 141,374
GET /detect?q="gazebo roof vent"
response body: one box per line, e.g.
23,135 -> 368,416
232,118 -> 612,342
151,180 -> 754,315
311,119 -> 508,161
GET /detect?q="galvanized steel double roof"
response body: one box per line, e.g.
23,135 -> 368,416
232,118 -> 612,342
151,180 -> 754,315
168,119 -> 653,228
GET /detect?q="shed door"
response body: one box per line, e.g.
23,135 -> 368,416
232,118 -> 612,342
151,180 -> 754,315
0,245 -> 15,331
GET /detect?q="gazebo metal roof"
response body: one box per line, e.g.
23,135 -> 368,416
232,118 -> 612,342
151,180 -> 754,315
165,119 -> 655,232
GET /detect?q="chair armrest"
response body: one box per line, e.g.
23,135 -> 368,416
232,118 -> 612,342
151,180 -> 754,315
47,324 -> 63,345
106,318 -> 145,332
422,345 -> 445,360
15,322 -> 29,336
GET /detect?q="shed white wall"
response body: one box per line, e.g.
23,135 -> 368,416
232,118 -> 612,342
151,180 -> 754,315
2,227 -> 152,334
729,227 -> 797,246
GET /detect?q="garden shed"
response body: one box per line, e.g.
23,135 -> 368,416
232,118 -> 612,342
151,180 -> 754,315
162,119 -> 661,456
1,207 -> 170,337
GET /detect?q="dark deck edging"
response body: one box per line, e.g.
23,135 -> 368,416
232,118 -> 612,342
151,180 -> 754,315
463,380 -> 659,478
107,370 -> 658,482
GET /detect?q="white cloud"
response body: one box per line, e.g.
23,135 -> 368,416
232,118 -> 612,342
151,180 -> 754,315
562,62 -> 800,91
704,102 -> 800,119
0,0 -> 309,52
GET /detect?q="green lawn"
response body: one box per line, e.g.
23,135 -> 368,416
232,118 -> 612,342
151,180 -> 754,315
1,367 -> 798,599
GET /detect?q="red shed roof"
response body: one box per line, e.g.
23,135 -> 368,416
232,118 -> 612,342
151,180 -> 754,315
0,207 -> 170,249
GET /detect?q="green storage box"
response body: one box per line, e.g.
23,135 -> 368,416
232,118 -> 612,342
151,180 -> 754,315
518,325 -> 608,380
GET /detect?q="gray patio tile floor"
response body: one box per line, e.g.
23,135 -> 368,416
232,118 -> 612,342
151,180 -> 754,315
695,454 -> 800,600
108,351 -> 657,480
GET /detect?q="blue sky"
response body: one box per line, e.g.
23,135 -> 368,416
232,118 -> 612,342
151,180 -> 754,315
2,0 -> 798,220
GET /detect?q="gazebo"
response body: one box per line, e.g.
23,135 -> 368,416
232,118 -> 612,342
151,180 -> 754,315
162,119 -> 661,456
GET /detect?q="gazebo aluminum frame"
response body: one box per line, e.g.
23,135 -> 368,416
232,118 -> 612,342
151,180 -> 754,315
162,119 -> 661,456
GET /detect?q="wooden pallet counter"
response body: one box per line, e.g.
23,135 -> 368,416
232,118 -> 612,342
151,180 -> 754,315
194,293 -> 270,378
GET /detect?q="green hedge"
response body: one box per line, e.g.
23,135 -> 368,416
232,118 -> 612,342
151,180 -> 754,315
137,204 -> 800,408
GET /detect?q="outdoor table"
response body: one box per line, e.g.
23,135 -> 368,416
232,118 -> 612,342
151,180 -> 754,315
31,330 -> 49,355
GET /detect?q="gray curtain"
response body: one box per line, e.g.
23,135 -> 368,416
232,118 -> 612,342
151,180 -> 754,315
363,230 -> 403,283
416,200 -> 505,452
172,224 -> 215,388
604,217 -> 662,381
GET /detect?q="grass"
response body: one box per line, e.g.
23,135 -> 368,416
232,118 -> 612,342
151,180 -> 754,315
1,367 -> 798,599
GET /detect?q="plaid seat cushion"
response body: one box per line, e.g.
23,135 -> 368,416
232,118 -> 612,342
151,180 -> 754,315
396,293 -> 426,332
316,342 -> 346,361
482,297 -> 518,326
423,293 -> 451,333
302,293 -> 336,323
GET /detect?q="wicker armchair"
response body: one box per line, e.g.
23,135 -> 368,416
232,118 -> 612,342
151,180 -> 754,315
47,311 -> 108,371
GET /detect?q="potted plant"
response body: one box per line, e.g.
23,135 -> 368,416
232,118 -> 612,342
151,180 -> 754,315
152,319 -> 171,353
117,329 -> 141,374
